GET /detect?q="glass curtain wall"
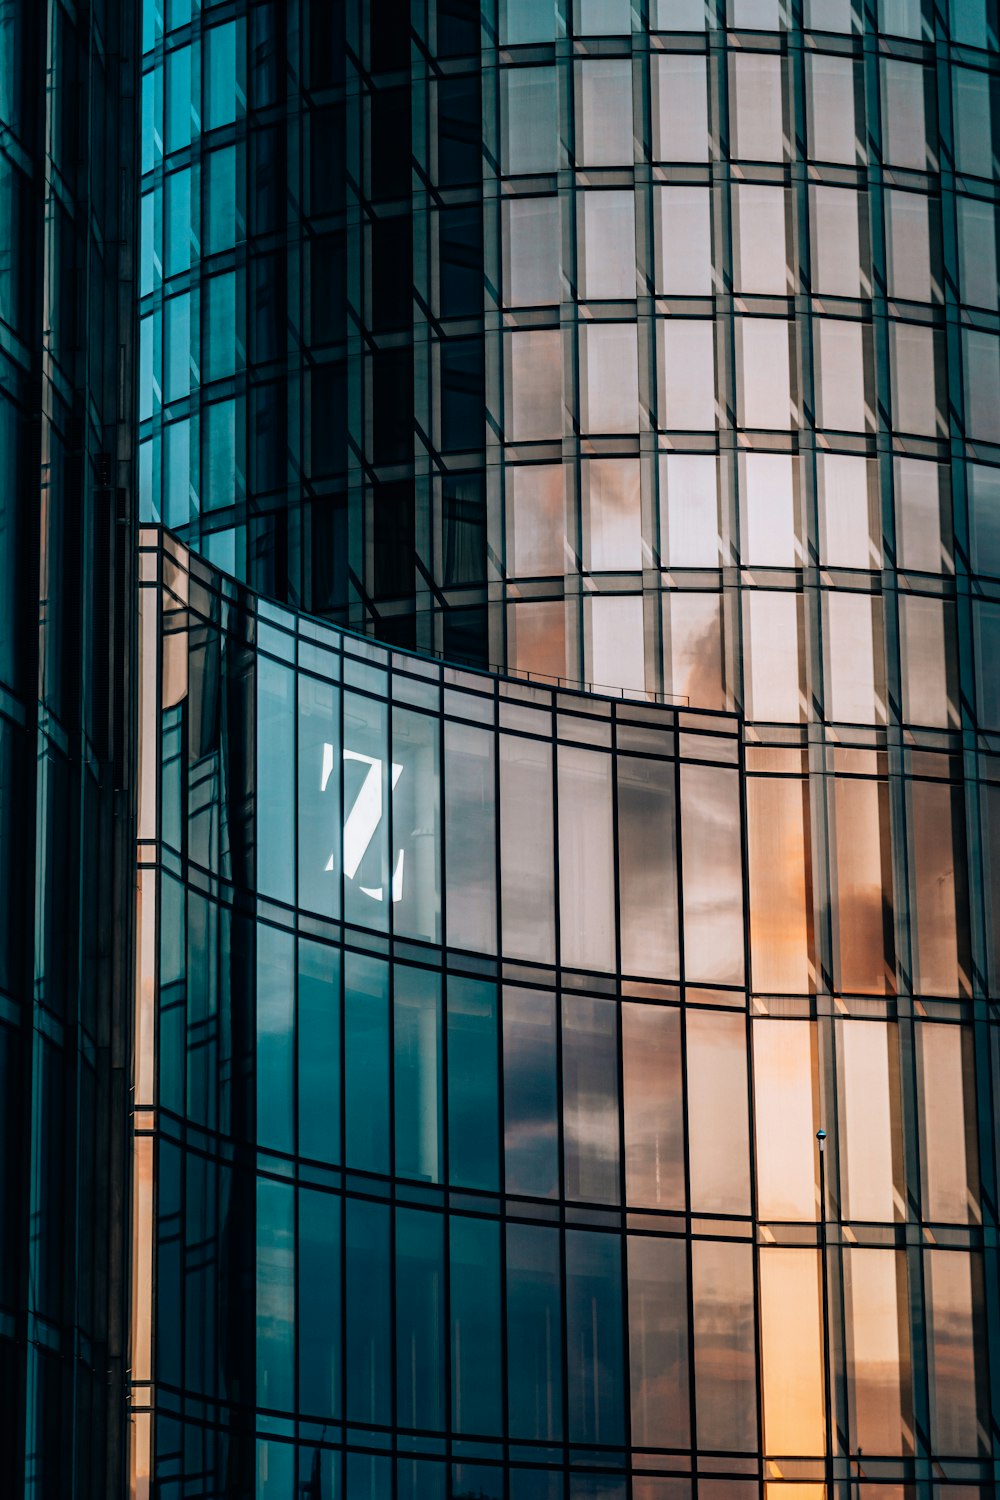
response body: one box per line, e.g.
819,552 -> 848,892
135,527 -> 999,1500
0,1 -> 139,1496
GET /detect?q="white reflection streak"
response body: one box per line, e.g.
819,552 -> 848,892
322,743 -> 403,902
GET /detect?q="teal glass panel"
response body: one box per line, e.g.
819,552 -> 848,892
298,1186 -> 341,1419
256,923 -> 294,1153
391,706 -> 441,943
395,1207 -> 445,1430
506,1223 -> 564,1440
566,1230 -> 625,1444
446,977 -> 499,1191
345,1198 -> 391,1425
343,690 -> 390,930
393,964 -> 442,1183
256,654 -> 295,903
398,1458 -> 446,1498
297,672 -> 341,919
450,1215 -> 502,1435
298,939 -> 341,1164
256,1176 -> 294,1410
159,871 -> 186,1114
344,952 -> 390,1173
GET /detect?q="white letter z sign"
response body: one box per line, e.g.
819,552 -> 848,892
321,743 -> 404,904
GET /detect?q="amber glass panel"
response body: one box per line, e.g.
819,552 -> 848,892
916,1023 -> 978,1224
838,1020 -> 900,1222
622,1003 -> 684,1209
753,1021 -> 817,1221
759,1248 -> 825,1456
833,777 -> 893,994
691,1240 -> 757,1452
628,1234 -> 690,1449
925,1251 -> 981,1455
617,756 -> 679,980
747,777 -> 811,994
687,1009 -> 751,1215
910,780 -> 962,997
680,764 -> 744,985
844,1248 -> 909,1454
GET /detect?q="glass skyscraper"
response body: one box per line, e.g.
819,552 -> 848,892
3,0 -> 1000,1496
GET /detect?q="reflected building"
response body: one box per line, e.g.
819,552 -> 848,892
3,0 -> 1000,1496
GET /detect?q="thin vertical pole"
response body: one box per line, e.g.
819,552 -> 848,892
817,1129 -> 832,1500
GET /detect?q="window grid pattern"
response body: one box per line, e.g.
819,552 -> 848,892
134,528 -> 1000,1500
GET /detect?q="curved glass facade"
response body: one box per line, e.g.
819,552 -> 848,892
0,2 -> 138,1494
134,525 -> 997,1499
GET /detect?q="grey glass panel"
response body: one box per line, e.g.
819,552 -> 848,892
692,1240 -> 757,1451
623,1003 -> 684,1209
504,986 -> 559,1197
562,994 -> 620,1204
500,733 -> 555,963
628,1234 -> 690,1448
680,764 -> 744,984
391,707 -> 441,943
617,755 -> 679,978
444,721 -> 497,952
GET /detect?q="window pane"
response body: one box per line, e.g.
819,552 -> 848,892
916,1022 -> 977,1223
394,966 -> 442,1184
886,190 -> 932,301
731,54 -> 784,161
506,1224 -> 564,1439
558,746 -> 615,971
298,940 -> 341,1164
575,60 -> 633,165
583,459 -> 642,571
811,186 -> 862,296
686,1008 -> 750,1214
747,777 -> 811,994
844,1249 -> 908,1454
655,186 -> 712,294
628,1234 -> 690,1448
622,1003 -> 684,1208
256,1177 -> 294,1411
740,452 -> 795,566
587,594 -> 646,695
580,323 -> 639,434
660,454 -> 719,566
832,777 -> 893,994
753,1021 -> 817,1220
566,1231 -> 625,1443
733,184 -> 788,294
579,191 -> 635,299
617,756 -> 679,978
503,987 -> 559,1197
500,734 -> 555,962
395,1208 -> 445,1430
746,591 -> 800,721
658,321 -> 716,429
298,1186 -> 341,1419
506,329 -> 563,441
508,464 -> 564,577
806,53 -> 857,163
447,978 -> 499,1191
344,953 -> 390,1173
503,68 -> 559,174
450,1216 -> 502,1434
444,721 -> 496,951
839,1019 -> 899,1221
653,56 -> 709,161
505,197 -> 562,307
681,764 -> 745,984
692,1241 -> 757,1452
825,591 -> 879,724
562,994 -> 620,1203
759,1249 -> 826,1456
925,1251 -> 982,1454
738,318 -> 792,429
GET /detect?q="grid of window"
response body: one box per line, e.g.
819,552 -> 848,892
0,2 -> 139,1497
134,528 -> 999,1500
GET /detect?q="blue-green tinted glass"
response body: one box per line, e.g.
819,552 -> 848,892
256,1176 -> 294,1410
450,1215 -> 502,1434
256,654 -> 295,902
345,1199 -> 391,1425
503,986 -> 559,1197
393,965 -> 442,1183
447,977 -> 499,1191
566,1230 -> 625,1443
395,1207 -> 445,1430
506,1223 -> 563,1439
344,952 -> 389,1173
256,923 -> 294,1153
298,1185 -> 340,1419
297,939 -> 341,1163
